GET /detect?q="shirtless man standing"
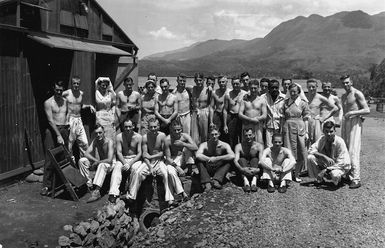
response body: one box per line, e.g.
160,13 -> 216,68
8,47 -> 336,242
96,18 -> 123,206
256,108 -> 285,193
321,81 -> 343,126
40,81 -> 69,196
78,124 -> 114,202
116,77 -> 141,132
239,80 -> 267,144
233,128 -> 264,192
108,120 -> 142,203
340,75 -> 370,189
260,133 -> 296,193
155,78 -> 178,136
63,76 -> 94,157
174,73 -> 191,135
164,121 -> 198,203
224,77 -> 247,148
126,118 -> 174,205
191,72 -> 212,144
196,125 -> 235,192
306,79 -> 338,145
210,75 -> 229,141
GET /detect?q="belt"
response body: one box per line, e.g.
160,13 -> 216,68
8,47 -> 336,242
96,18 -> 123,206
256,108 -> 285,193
178,111 -> 190,117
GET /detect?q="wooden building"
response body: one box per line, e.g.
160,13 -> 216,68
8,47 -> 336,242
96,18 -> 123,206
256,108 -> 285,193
0,0 -> 138,180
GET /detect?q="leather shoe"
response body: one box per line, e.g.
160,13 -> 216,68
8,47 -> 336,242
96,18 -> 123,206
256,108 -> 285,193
212,180 -> 223,190
108,194 -> 118,204
87,190 -> 101,203
40,187 -> 50,196
243,185 -> 251,192
349,181 -> 361,189
278,185 -> 287,193
267,185 -> 275,193
250,185 -> 258,192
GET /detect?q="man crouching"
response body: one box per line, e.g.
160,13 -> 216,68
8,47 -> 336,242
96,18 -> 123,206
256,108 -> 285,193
164,121 -> 198,205
260,133 -> 296,193
125,118 -> 174,205
196,125 -> 235,192
233,128 -> 264,192
108,119 -> 142,204
307,121 -> 351,186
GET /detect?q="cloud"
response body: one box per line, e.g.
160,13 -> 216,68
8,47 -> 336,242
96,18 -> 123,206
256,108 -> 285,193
149,27 -> 178,39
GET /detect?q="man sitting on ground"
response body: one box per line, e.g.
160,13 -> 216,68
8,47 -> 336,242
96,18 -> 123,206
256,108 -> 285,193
108,120 -> 142,203
260,133 -> 296,193
196,125 -> 235,192
307,121 -> 351,186
164,121 -> 198,204
79,124 -> 114,202
233,128 -> 264,192
125,118 -> 174,206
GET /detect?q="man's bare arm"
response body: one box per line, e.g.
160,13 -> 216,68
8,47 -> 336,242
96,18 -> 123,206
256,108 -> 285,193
142,135 -> 152,169
233,144 -> 243,171
98,139 -> 114,164
259,148 -> 273,171
116,134 -> 126,165
196,143 -> 210,161
181,133 -> 198,151
85,141 -> 98,163
320,96 -> 338,122
130,135 -> 142,166
167,96 -> 179,122
44,100 -> 64,144
154,96 -> 167,123
215,142 -> 235,161
164,138 -> 175,165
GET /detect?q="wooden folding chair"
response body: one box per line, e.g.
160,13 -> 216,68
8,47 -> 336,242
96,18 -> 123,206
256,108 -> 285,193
48,145 -> 87,201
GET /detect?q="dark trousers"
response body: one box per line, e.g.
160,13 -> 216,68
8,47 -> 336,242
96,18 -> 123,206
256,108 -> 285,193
227,113 -> 242,148
159,114 -> 172,136
42,125 -> 69,188
197,159 -> 231,184
238,157 -> 260,180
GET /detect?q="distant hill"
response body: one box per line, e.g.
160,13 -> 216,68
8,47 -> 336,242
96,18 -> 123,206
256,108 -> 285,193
143,39 -> 250,61
139,10 -> 385,78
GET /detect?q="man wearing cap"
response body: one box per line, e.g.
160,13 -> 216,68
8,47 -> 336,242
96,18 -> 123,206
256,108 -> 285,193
340,75 -> 370,189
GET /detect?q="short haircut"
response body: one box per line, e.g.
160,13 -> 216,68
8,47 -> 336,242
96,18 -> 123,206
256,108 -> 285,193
124,119 -> 134,126
209,124 -> 219,132
269,79 -> 280,87
218,74 -> 227,81
307,78 -> 318,85
124,77 -> 133,83
260,78 -> 270,84
72,75 -> 80,81
249,79 -> 259,87
288,83 -> 301,93
340,74 -> 350,81
194,72 -> 204,80
323,121 -> 335,130
322,81 -> 332,87
159,78 -> 169,85
177,73 -> 186,81
272,132 -> 283,141
240,72 -> 250,78
243,127 -> 254,134
281,78 -> 292,84
147,72 -> 157,79
171,119 -> 183,130
148,117 -> 159,125
206,75 -> 215,81
232,77 -> 240,83
54,81 -> 64,88
95,123 -> 104,130
145,80 -> 156,88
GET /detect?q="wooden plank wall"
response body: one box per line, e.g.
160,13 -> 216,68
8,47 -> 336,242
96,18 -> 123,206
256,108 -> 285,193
0,31 -> 44,175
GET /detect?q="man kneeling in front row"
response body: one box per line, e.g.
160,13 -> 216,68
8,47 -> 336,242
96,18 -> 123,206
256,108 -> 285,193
108,119 -> 142,204
260,133 -> 296,193
164,121 -> 198,204
233,128 -> 264,192
196,125 -> 235,192
307,121 -> 351,186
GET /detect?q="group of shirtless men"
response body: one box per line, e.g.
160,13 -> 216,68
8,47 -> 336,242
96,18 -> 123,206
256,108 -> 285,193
40,72 -> 370,210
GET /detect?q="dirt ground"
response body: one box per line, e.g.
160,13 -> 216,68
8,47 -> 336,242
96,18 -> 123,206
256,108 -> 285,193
132,111 -> 385,247
1,104 -> 385,248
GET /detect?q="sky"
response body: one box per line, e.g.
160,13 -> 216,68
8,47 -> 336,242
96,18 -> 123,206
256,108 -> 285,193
97,0 -> 385,58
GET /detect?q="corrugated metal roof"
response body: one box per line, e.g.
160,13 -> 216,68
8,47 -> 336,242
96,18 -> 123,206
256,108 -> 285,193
28,34 -> 130,56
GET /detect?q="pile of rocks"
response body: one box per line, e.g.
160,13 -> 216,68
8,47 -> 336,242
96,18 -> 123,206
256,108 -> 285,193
57,199 -> 136,248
